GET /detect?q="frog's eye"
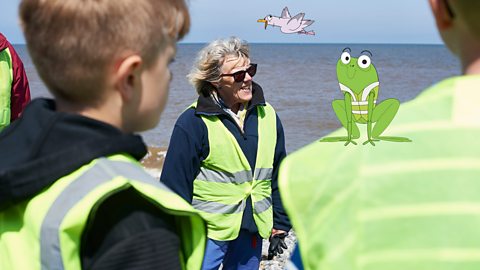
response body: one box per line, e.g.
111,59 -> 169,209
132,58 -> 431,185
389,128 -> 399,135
358,55 -> 371,69
340,52 -> 351,65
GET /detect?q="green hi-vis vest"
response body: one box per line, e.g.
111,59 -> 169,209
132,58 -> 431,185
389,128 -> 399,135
339,82 -> 379,123
280,76 -> 480,270
0,47 -> 12,130
0,155 -> 206,270
190,102 -> 277,241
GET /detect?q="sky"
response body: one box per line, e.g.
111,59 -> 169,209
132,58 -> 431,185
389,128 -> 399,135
0,0 -> 443,45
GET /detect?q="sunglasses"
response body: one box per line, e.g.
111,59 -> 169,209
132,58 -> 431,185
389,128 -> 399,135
220,63 -> 257,83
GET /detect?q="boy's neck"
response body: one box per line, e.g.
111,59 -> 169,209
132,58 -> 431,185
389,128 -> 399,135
56,99 -> 123,130
456,30 -> 480,75
462,54 -> 480,75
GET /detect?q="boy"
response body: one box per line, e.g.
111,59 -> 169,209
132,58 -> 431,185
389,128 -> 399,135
0,32 -> 30,129
0,0 -> 206,270
279,0 -> 480,269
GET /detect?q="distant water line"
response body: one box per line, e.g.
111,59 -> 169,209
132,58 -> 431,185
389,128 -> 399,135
16,43 -> 460,153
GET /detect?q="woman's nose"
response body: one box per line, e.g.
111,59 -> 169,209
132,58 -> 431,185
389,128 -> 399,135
244,72 -> 253,82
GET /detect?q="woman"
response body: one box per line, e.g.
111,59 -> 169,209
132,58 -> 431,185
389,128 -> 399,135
161,37 -> 291,270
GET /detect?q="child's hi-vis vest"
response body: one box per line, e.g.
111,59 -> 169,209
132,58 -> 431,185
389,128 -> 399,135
0,155 -> 207,270
340,82 -> 379,122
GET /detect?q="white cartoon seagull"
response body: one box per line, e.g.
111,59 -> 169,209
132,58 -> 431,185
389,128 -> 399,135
257,7 -> 315,35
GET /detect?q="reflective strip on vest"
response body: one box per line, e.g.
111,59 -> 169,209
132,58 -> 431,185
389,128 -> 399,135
254,168 -> 273,181
352,100 -> 377,106
254,197 -> 272,214
196,168 -> 253,184
196,167 -> 273,184
40,159 -> 170,270
192,198 -> 246,214
339,82 -> 379,102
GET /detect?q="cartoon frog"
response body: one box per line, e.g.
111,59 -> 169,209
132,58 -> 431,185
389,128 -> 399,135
321,48 -> 411,146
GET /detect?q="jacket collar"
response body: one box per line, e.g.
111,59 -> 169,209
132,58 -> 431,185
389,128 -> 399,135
0,33 -> 9,51
0,98 -> 147,211
195,81 -> 266,116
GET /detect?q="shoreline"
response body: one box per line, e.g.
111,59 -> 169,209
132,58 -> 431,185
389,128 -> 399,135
140,146 -> 166,178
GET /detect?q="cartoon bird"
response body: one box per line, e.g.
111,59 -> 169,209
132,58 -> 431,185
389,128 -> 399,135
257,7 -> 315,35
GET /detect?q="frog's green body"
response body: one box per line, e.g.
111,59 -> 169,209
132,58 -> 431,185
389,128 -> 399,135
321,49 -> 411,146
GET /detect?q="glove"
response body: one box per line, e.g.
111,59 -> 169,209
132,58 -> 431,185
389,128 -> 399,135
267,232 -> 288,260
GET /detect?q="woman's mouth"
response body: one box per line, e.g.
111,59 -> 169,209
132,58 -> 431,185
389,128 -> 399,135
240,85 -> 251,92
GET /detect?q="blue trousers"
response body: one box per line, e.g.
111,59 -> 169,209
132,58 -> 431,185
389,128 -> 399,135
201,230 -> 262,270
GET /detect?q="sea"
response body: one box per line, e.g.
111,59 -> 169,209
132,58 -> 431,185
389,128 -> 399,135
15,43 -> 460,153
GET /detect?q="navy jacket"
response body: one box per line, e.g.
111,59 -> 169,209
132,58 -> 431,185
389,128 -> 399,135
160,82 -> 291,233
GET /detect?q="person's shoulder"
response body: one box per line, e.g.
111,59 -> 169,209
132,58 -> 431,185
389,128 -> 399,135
176,107 -> 202,126
390,76 -> 460,127
175,106 -> 205,130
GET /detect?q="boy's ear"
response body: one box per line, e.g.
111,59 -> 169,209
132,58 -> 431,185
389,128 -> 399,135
429,0 -> 454,30
114,54 -> 143,102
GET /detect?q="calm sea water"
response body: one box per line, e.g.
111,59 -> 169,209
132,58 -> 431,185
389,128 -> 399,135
16,44 -> 460,153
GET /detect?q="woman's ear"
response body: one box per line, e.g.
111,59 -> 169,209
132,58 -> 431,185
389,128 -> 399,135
211,81 -> 220,90
113,54 -> 143,102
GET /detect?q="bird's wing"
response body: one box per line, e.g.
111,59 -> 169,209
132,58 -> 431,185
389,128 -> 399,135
301,19 -> 315,27
287,13 -> 305,30
281,7 -> 291,18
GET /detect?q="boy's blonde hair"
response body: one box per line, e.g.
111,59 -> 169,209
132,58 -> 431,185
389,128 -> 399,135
188,37 -> 249,96
20,0 -> 190,104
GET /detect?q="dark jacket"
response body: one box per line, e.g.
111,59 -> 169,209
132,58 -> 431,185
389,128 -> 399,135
0,99 -> 182,270
160,82 -> 291,234
0,33 -> 31,121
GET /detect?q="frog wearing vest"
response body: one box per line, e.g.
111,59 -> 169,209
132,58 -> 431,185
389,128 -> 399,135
321,48 -> 411,146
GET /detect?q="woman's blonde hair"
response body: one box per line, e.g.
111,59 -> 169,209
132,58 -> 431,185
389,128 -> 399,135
20,0 -> 189,104
188,37 -> 249,96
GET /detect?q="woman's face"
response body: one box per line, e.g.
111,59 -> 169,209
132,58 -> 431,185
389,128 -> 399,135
215,55 -> 254,109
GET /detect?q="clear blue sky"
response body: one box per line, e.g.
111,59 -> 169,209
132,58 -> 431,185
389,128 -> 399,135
0,0 -> 443,44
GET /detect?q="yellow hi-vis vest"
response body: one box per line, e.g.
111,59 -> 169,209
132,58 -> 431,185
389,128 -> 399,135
279,76 -> 480,270
0,47 -> 12,130
191,102 -> 277,241
0,154 -> 206,270
339,82 -> 379,123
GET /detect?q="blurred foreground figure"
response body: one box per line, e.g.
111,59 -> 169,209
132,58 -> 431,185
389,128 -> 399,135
0,0 -> 206,269
279,1 -> 480,269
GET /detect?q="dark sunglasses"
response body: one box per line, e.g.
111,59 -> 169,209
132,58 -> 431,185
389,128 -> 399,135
220,63 -> 257,83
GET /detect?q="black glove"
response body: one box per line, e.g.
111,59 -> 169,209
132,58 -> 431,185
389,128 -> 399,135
267,232 -> 288,260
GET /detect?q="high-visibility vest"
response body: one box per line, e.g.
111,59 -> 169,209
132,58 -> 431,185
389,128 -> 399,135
0,154 -> 206,270
279,75 -> 480,270
0,47 -> 12,130
191,102 -> 277,241
339,81 -> 379,122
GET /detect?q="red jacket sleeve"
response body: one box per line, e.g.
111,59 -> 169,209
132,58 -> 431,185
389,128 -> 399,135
8,43 -> 31,121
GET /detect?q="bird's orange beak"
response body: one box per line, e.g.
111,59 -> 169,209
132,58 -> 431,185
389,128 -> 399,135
257,19 -> 267,29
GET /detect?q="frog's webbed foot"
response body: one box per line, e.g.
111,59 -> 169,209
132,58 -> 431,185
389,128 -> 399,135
377,136 -> 412,142
344,140 -> 357,146
319,136 -> 357,146
362,138 -> 380,146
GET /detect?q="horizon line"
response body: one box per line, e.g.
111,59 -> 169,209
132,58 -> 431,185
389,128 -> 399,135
12,41 -> 445,46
